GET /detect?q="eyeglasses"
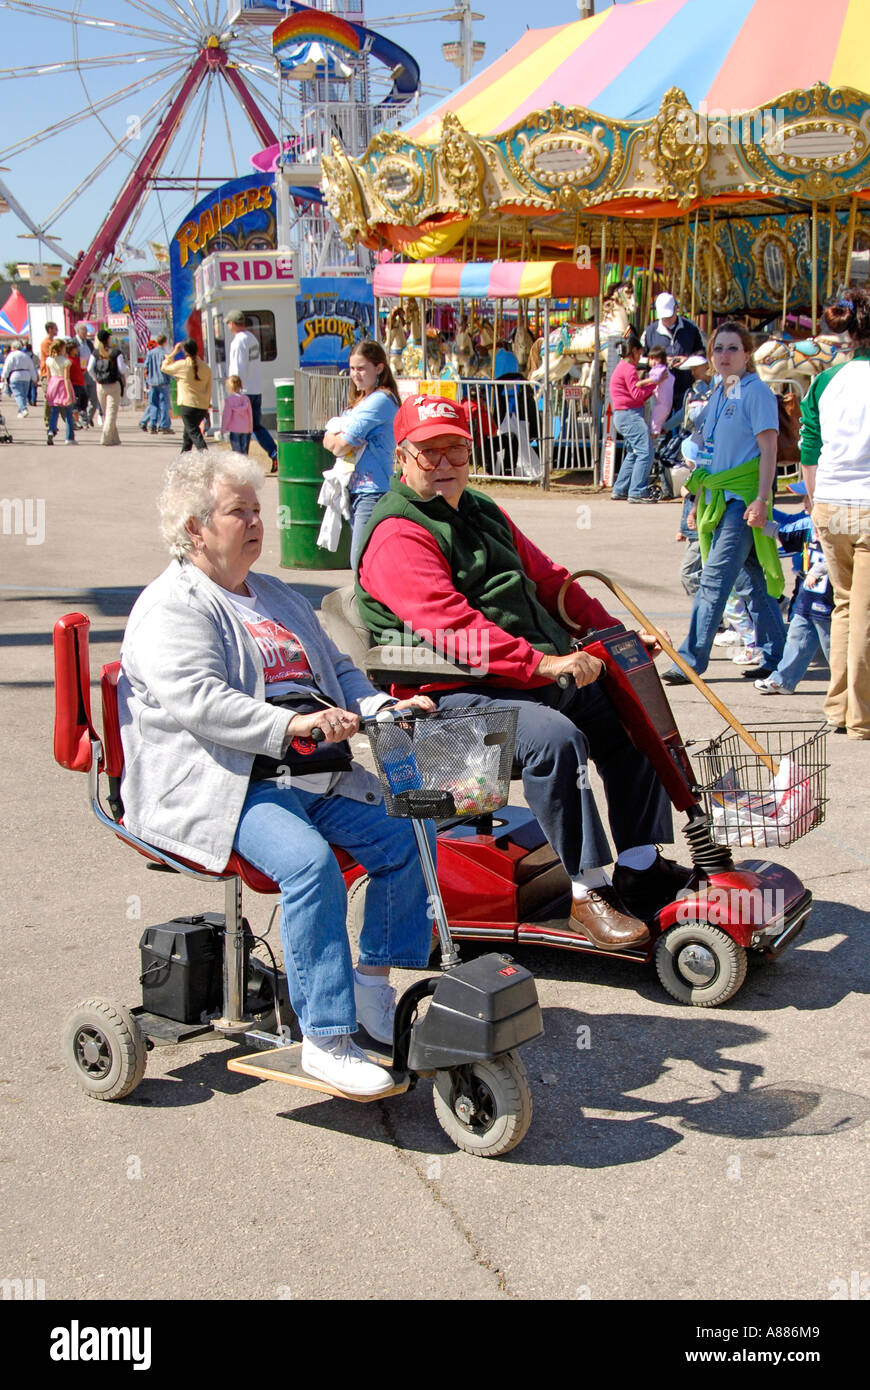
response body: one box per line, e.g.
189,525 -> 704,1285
404,442 -> 471,470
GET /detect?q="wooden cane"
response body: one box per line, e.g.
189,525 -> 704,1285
557,570 -> 778,775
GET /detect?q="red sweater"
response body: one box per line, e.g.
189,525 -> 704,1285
609,358 -> 659,411
358,505 -> 617,697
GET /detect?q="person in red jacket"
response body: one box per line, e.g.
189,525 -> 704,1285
609,335 -> 666,503
356,395 -> 693,949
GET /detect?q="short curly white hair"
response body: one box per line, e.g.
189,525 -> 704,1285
158,450 -> 265,559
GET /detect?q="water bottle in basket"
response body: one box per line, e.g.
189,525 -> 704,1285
380,724 -> 423,796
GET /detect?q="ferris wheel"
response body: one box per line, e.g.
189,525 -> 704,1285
0,0 -> 287,310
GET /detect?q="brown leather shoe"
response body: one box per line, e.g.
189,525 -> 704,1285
567,892 -> 651,950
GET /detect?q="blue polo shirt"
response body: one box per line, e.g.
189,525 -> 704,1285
695,371 -> 779,472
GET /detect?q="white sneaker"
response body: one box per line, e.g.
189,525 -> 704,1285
63,439 -> 77,446
17,410 -> 27,419
755,677 -> 789,694
732,645 -> 763,666
354,973 -> 396,1045
713,629 -> 742,647
300,1034 -> 394,1095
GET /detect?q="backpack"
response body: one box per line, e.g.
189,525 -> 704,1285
92,349 -> 120,385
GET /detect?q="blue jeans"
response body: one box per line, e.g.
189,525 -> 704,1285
232,781 -> 434,1037
229,432 -> 251,454
48,404 -> 74,441
667,498 -> 786,676
8,378 -> 29,413
612,408 -> 653,499
350,490 -> 383,571
774,611 -> 831,691
246,393 -> 276,461
140,384 -> 170,430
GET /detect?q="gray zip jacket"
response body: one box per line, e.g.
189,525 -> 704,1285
118,560 -> 383,872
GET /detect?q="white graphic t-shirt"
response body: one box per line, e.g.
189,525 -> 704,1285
224,587 -> 393,792
226,588 -> 331,791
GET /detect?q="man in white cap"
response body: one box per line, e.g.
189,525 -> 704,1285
642,293 -> 705,415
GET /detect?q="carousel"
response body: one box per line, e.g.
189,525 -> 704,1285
322,0 -> 870,472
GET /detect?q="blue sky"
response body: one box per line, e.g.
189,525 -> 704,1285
0,0 -> 621,270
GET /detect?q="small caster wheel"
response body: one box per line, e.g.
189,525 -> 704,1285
62,999 -> 147,1100
655,924 -> 748,1007
433,1051 -> 532,1157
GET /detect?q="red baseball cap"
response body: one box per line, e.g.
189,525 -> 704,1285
394,394 -> 472,445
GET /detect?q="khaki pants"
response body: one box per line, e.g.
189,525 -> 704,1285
812,501 -> 870,738
97,381 -> 122,445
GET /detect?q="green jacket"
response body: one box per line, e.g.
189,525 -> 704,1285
686,459 -> 784,598
354,477 -> 572,655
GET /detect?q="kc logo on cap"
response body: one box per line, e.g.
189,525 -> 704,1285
394,394 -> 472,444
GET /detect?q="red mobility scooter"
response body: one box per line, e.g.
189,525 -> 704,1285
322,573 -> 826,1009
53,613 -> 543,1158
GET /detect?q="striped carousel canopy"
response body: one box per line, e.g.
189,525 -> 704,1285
372,261 -> 600,300
408,0 -> 870,143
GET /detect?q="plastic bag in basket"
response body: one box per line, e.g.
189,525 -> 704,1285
709,757 -> 818,846
415,716 -> 506,815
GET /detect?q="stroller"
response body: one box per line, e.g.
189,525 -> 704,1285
0,406 -> 13,444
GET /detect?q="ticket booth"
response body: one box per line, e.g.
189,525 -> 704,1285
194,249 -> 300,430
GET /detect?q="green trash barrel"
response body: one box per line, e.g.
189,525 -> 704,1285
275,378 -> 295,432
277,430 -> 351,570
169,378 -> 179,418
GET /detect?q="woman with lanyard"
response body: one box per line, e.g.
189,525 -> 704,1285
662,321 -> 785,684
323,340 -> 400,570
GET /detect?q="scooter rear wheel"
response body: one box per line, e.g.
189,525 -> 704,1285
433,1051 -> 532,1157
62,998 -> 147,1100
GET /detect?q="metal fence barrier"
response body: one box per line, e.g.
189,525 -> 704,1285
289,370 -> 600,482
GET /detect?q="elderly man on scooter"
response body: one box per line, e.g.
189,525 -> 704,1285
355,396 -> 693,949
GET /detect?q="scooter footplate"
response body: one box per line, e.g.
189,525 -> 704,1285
227,1044 -> 410,1102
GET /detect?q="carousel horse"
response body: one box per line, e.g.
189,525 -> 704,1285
512,313 -> 534,371
454,318 -> 474,376
528,282 -> 637,384
753,334 -> 853,398
400,332 -> 424,379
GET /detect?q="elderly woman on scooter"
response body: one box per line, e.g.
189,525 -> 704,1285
662,322 -> 786,684
117,451 -> 435,1097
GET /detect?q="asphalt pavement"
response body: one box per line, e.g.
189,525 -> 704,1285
1,400 -> 867,1312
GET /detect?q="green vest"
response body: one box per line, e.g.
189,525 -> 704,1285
354,477 -> 573,657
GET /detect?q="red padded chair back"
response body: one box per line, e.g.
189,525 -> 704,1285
100,662 -> 125,778
53,613 -> 96,772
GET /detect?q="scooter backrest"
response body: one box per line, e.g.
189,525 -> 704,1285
53,612 -> 97,772
100,662 -> 124,779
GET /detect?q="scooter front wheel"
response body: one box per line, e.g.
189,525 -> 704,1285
433,1051 -> 532,1157
655,923 -> 747,1007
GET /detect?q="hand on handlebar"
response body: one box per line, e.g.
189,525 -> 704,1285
537,650 -> 603,689
286,708 -> 359,745
637,628 -> 670,659
391,694 -> 436,715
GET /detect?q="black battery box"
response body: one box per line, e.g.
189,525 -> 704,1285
138,914 -> 225,1024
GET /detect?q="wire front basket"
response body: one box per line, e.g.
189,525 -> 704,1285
686,722 -> 828,849
366,707 -> 519,819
